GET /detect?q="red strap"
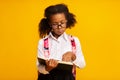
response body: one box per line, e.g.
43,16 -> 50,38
69,35 -> 76,54
69,35 -> 76,78
44,38 -> 50,58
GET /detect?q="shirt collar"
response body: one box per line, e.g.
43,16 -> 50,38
48,32 -> 68,41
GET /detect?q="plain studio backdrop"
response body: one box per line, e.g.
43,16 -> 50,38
0,0 -> 120,80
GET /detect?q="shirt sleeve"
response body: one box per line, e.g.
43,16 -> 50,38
37,39 -> 49,74
73,37 -> 86,69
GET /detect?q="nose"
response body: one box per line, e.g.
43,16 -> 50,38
58,25 -> 62,29
57,23 -> 62,29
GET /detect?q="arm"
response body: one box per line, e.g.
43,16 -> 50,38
37,39 -> 58,74
73,37 -> 86,69
37,39 -> 49,74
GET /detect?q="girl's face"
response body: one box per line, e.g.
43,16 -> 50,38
49,13 -> 67,38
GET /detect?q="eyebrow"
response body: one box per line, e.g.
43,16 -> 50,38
51,20 -> 67,24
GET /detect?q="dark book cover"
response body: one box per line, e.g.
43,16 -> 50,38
37,57 -> 73,71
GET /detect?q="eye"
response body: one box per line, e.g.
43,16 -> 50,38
61,21 -> 67,25
61,20 -> 67,23
61,22 -> 64,24
52,23 -> 56,25
51,23 -> 57,27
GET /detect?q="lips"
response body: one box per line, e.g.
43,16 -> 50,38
57,30 -> 64,34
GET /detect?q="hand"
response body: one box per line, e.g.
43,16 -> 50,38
62,51 -> 76,62
45,59 -> 58,71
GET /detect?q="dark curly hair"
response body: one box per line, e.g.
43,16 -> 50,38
39,3 -> 77,38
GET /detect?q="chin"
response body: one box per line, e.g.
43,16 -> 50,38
57,32 -> 64,35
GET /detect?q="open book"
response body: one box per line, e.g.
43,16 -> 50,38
37,57 -> 73,71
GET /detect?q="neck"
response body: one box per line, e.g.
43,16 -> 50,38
51,32 -> 61,39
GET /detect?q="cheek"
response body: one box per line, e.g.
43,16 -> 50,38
62,28 -> 66,32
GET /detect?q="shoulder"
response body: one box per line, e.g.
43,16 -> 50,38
68,34 -> 79,41
73,36 -> 80,42
68,34 -> 81,44
38,36 -> 49,45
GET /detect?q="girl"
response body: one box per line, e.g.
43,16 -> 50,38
37,4 -> 86,80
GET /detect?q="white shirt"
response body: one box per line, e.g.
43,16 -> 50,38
37,32 -> 86,74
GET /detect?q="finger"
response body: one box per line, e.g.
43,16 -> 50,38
49,59 -> 55,67
45,60 -> 49,65
49,60 -> 52,66
50,60 -> 58,67
54,60 -> 58,66
52,60 -> 58,66
63,57 -> 71,62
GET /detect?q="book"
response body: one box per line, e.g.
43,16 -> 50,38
37,57 -> 73,71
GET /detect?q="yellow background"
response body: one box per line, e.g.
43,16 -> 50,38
0,0 -> 120,80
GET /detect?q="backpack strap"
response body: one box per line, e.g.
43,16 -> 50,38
69,35 -> 76,78
44,38 -> 50,58
69,35 -> 76,54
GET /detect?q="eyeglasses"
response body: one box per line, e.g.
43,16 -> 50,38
50,21 -> 67,29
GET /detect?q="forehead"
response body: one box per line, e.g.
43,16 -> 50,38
49,13 -> 66,23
